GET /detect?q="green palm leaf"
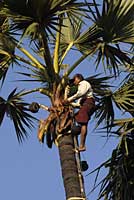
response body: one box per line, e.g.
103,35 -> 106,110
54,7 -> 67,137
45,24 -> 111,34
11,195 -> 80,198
95,76 -> 134,132
94,91 -> 115,131
2,0 -> 88,40
97,137 -> 134,200
85,75 -> 115,131
17,66 -> 51,84
86,74 -> 113,96
103,118 -> 134,138
1,0 -> 91,80
0,88 -> 37,142
109,118 -> 134,137
113,77 -> 134,114
58,16 -> 82,65
75,28 -> 132,75
75,24 -> 102,53
75,0 -> 134,75
95,44 -> 132,75
93,0 -> 134,44
89,118 -> 134,199
0,31 -> 15,84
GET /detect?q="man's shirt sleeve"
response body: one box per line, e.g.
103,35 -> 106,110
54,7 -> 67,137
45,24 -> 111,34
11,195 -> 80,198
68,81 -> 90,102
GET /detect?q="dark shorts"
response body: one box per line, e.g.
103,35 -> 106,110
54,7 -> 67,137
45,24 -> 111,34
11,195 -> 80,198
75,97 -> 95,124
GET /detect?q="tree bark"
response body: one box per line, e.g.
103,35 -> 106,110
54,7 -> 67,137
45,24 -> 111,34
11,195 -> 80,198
58,134 -> 85,200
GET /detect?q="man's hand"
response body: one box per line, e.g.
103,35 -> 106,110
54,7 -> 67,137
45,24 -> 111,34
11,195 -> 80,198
62,99 -> 70,105
48,106 -> 55,112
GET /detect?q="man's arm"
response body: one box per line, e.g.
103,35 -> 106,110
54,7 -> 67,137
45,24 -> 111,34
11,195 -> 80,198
67,81 -> 90,102
71,101 -> 81,108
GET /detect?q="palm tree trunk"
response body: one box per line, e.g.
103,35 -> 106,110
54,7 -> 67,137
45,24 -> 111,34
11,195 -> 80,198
58,134 -> 86,200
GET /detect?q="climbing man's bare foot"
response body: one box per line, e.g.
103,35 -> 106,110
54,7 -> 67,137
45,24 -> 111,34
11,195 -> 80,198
78,146 -> 86,152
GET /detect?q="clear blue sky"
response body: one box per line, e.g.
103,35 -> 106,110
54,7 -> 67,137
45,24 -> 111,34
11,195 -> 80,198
0,58 -> 118,200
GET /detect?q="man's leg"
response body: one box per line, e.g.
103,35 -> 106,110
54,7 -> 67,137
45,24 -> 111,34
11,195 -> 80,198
79,124 -> 87,151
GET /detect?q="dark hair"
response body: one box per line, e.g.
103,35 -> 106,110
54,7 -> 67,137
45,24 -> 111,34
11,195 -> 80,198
68,74 -> 84,86
73,74 -> 84,81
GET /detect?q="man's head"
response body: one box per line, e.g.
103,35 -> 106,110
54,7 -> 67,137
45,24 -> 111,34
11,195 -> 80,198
73,74 -> 84,85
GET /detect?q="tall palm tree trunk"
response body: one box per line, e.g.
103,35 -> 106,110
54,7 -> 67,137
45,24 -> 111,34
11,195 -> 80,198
58,134 -> 85,200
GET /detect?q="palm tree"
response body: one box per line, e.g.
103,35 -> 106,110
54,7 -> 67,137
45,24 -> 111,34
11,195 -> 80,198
0,0 -> 134,199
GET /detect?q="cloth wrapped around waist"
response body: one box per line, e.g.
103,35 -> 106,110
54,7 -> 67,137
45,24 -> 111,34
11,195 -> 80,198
75,97 -> 96,124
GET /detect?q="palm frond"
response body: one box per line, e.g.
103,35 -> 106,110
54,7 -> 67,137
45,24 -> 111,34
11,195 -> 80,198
107,118 -> 134,137
95,44 -> 132,76
89,124 -> 134,200
99,117 -> 134,139
59,16 -> 83,65
2,0 -> 89,40
113,77 -> 134,115
0,32 -> 15,84
85,74 -> 113,97
75,0 -> 134,75
82,75 -> 115,130
75,24 -> 103,53
0,88 -> 37,143
76,30 -> 132,76
93,0 -> 134,44
17,66 -> 51,84
88,116 -> 134,198
94,91 -> 115,132
97,137 -> 134,200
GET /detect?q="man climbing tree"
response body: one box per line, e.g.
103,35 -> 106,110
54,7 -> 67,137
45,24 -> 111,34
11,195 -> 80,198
64,74 -> 95,152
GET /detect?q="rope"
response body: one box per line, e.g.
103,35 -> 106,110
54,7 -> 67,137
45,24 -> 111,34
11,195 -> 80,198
54,134 -> 63,147
67,197 -> 86,200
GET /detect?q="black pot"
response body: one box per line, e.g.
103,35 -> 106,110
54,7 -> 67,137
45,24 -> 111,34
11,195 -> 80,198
80,160 -> 89,172
29,102 -> 40,113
